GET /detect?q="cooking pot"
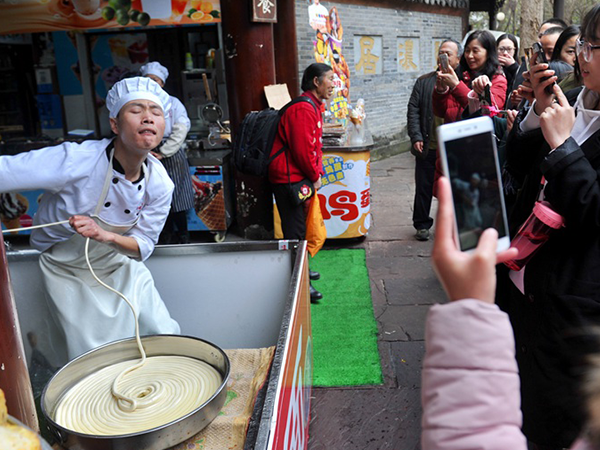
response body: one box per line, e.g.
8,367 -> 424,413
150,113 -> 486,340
41,335 -> 230,450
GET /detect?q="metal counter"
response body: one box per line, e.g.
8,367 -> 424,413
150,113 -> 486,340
6,240 -> 312,450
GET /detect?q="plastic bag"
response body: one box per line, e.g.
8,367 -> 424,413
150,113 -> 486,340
306,196 -> 326,257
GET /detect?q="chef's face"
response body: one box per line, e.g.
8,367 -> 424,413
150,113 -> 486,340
145,74 -> 165,88
110,100 -> 165,152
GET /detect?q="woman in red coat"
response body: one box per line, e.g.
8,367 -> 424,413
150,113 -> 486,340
269,62 -> 334,302
433,30 -> 507,124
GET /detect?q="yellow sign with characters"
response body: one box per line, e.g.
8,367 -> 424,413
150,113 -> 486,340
397,37 -> 420,73
354,35 -> 382,75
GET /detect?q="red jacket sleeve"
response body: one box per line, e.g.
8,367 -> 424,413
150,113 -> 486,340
432,81 -> 471,124
489,74 -> 508,109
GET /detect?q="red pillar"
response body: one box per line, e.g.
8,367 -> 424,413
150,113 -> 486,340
220,0 -> 277,239
273,0 -> 300,99
0,233 -> 38,430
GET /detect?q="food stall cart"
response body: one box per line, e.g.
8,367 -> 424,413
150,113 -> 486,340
5,239 -> 312,450
318,131 -> 374,239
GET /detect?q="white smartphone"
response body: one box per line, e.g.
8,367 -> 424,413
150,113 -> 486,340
436,116 -> 510,253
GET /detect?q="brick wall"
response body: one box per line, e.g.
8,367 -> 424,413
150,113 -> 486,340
295,0 -> 464,155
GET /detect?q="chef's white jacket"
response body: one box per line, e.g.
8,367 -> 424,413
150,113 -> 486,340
0,138 -> 174,261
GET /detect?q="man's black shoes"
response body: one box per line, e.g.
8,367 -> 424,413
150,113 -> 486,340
310,270 -> 320,281
310,285 -> 323,303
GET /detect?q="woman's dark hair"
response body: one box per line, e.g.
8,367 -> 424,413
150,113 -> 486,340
301,63 -> 333,92
581,3 -> 600,42
551,25 -> 581,62
460,30 -> 501,80
496,33 -> 519,59
574,4 -> 600,83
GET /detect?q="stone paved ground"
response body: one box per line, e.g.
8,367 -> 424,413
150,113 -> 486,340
308,151 -> 447,450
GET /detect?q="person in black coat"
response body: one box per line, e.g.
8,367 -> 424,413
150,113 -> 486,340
498,5 -> 600,448
407,38 -> 462,241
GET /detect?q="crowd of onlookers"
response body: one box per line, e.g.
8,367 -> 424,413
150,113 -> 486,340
409,5 -> 600,450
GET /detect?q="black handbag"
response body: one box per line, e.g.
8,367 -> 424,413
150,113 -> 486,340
287,178 -> 314,206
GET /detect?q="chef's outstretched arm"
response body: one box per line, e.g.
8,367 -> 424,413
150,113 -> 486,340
69,215 -> 140,259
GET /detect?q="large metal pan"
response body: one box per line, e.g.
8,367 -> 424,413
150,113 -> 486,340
41,335 -> 230,450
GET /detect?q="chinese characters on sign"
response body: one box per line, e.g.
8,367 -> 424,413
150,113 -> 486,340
354,35 -> 382,75
397,37 -> 420,72
252,0 -> 277,22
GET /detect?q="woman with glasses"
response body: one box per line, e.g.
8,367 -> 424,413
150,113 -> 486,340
497,33 -> 520,107
497,4 -> 600,449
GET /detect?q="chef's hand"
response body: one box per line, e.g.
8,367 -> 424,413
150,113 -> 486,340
313,177 -> 322,191
540,84 -> 575,150
431,177 -> 518,303
69,215 -> 141,258
69,215 -> 111,242
150,151 -> 163,160
471,75 -> 491,96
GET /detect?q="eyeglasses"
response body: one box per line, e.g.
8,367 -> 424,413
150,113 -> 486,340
498,47 -> 515,54
576,39 -> 600,62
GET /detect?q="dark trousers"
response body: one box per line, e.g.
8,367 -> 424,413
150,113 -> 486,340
159,209 -> 190,244
272,184 -> 306,240
412,149 -> 437,230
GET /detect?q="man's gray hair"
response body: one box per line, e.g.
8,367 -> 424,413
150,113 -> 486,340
440,38 -> 463,57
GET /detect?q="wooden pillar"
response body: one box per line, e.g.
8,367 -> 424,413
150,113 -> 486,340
220,0 -> 277,239
273,0 -> 300,99
220,0 -> 276,132
0,234 -> 38,430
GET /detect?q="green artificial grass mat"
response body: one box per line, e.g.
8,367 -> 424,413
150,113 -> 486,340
310,248 -> 383,387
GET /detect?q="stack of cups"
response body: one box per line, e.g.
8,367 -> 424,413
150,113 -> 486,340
504,201 -> 565,271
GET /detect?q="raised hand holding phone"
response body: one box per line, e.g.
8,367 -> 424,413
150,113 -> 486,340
432,177 -> 518,303
439,53 -> 450,73
436,63 -> 459,91
436,116 -> 510,253
529,43 -> 558,112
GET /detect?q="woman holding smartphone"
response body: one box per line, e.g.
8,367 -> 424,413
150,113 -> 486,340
499,5 -> 600,449
433,30 -> 507,123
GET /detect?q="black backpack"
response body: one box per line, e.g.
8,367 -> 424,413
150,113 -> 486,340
233,96 -> 318,177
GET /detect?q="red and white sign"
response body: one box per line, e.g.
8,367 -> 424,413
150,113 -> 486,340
269,253 -> 312,449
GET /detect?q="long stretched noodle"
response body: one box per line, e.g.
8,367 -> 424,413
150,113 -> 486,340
5,219 -> 224,435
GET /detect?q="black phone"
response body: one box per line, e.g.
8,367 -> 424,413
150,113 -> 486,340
439,53 -> 450,72
532,42 -> 548,64
531,42 -> 555,95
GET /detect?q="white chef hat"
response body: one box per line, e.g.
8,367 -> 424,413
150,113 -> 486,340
139,62 -> 169,83
106,77 -> 171,118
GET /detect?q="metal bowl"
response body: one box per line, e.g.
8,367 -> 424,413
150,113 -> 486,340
41,335 -> 230,450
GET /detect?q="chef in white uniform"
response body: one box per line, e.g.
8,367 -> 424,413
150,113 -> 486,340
0,77 -> 180,360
